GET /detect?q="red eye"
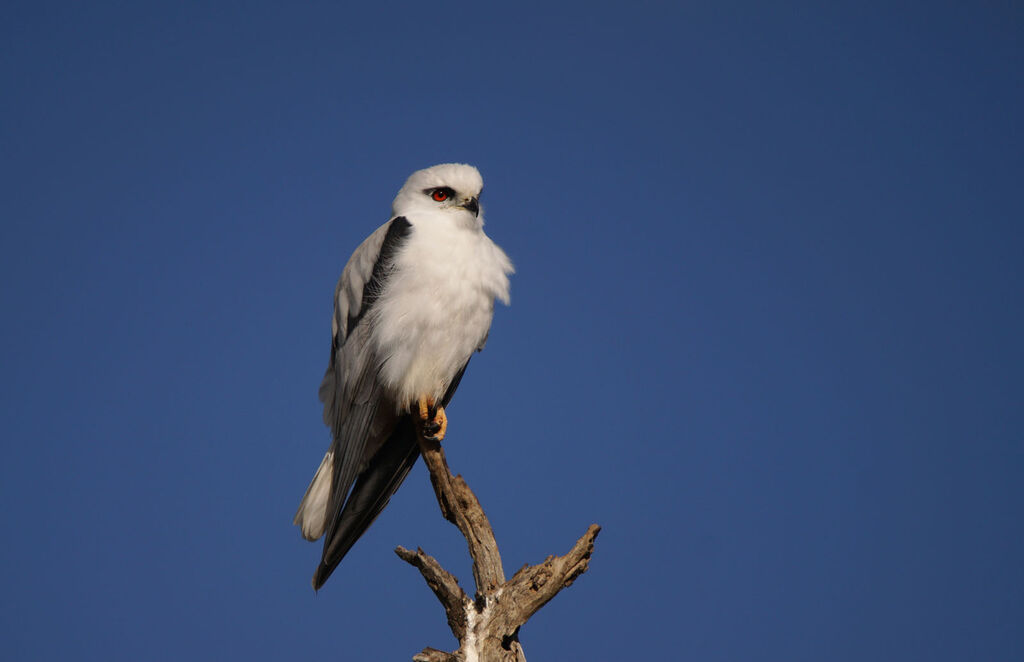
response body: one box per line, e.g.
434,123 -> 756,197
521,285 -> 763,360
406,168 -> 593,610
431,189 -> 449,202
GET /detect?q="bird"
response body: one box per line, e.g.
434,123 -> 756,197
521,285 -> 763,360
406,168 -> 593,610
294,163 -> 514,590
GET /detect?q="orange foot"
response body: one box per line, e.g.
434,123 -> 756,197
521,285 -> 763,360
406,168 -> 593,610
416,396 -> 447,442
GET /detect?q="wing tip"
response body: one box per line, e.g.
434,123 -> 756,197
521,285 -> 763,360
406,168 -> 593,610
312,564 -> 331,591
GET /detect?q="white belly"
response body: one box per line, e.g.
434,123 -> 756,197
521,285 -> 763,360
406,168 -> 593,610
370,219 -> 509,409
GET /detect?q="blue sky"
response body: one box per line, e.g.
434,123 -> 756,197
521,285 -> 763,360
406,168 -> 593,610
1,2 -> 1021,660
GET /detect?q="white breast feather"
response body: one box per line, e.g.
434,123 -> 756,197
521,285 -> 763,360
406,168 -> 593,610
371,212 -> 512,409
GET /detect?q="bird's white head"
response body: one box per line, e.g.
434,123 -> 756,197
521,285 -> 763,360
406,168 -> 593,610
392,163 -> 485,226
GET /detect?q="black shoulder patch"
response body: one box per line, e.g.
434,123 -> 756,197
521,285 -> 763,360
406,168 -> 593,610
345,217 -> 412,336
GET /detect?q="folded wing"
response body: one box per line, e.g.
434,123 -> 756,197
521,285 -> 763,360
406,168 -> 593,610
294,217 -> 415,588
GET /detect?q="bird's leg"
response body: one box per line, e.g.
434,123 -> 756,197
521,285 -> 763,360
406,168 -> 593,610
416,396 -> 447,442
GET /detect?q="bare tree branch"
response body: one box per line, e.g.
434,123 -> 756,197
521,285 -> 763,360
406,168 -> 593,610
397,429 -> 601,661
394,546 -> 469,640
412,647 -> 463,662
416,436 -> 505,592
501,524 -> 601,629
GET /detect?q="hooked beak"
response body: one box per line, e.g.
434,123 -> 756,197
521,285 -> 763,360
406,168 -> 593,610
460,196 -> 480,216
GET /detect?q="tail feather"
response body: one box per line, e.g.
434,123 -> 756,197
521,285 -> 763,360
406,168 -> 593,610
294,450 -> 334,541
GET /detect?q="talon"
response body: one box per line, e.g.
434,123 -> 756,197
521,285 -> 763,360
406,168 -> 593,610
415,397 -> 447,442
426,405 -> 447,442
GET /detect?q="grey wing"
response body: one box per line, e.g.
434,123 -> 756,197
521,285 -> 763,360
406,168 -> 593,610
311,356 -> 472,590
317,218 -> 402,431
320,215 -> 412,505
312,417 -> 419,589
294,218 -> 409,541
295,217 -> 414,587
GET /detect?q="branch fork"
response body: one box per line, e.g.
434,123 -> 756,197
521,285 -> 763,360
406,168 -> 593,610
395,433 -> 600,662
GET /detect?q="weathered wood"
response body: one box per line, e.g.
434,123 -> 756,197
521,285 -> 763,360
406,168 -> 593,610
416,436 -> 505,592
394,546 -> 469,640
412,647 -> 462,662
396,428 -> 600,661
500,524 -> 601,628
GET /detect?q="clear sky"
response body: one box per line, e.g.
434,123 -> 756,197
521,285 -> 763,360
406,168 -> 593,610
2,2 -> 1021,660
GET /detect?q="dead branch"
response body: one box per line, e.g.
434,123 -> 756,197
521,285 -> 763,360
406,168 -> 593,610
396,432 -> 600,662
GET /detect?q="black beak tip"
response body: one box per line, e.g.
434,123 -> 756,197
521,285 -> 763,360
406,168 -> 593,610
463,198 -> 480,216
